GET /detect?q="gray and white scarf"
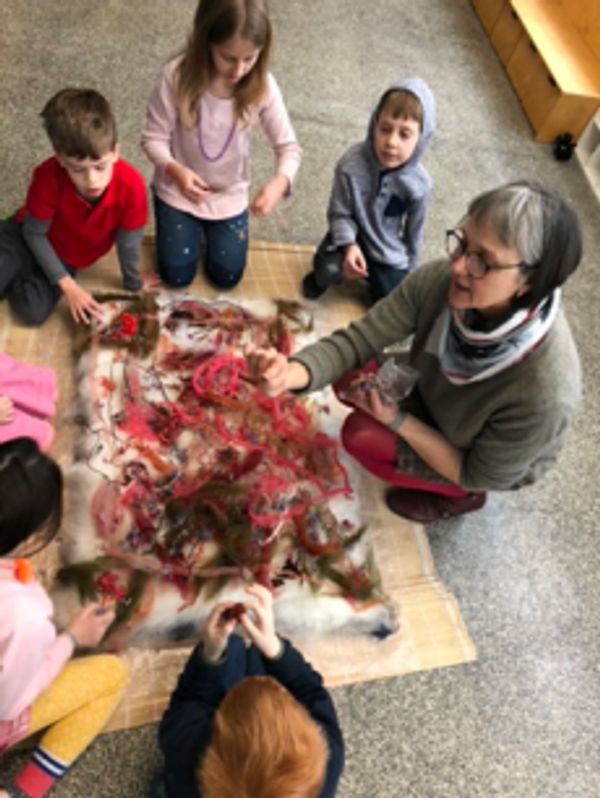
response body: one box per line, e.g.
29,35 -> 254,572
432,290 -> 559,385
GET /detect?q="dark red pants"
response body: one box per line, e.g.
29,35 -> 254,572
334,366 -> 468,499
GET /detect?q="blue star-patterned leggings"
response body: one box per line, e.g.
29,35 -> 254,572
153,193 -> 248,289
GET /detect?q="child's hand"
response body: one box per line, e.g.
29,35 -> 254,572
66,602 -> 116,649
342,244 -> 368,280
250,174 -> 289,217
167,162 -> 213,203
0,396 -> 14,425
201,602 -> 239,662
59,277 -> 103,324
244,343 -> 309,396
140,274 -> 162,293
239,583 -> 281,659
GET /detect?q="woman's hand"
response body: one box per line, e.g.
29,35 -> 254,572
250,174 -> 289,217
59,276 -> 103,324
245,344 -> 289,395
342,244 -> 368,280
366,387 -> 400,427
239,583 -> 281,659
166,162 -> 213,203
0,396 -> 14,425
201,602 -> 239,662
66,602 -> 116,649
245,343 -> 310,396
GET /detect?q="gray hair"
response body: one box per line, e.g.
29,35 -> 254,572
467,182 -> 545,267
465,180 -> 582,308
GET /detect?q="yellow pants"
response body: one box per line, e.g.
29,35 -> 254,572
28,654 -> 127,765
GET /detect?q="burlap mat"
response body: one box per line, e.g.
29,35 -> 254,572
0,239 -> 476,732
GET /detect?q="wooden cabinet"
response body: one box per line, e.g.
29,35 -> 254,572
471,0 -> 600,142
506,36 -> 543,100
471,0 -> 505,34
506,36 -> 560,132
490,4 -> 523,65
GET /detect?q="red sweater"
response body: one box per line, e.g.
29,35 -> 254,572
17,156 -> 148,269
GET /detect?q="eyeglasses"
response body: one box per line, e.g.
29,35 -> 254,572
445,228 -> 526,279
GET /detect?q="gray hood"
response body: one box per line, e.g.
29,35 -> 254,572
366,77 -> 436,171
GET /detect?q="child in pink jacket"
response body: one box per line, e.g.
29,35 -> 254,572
0,438 -> 127,798
0,354 -> 57,452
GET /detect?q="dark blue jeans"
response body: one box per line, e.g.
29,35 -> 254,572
1,215 -> 71,326
153,193 -> 249,289
313,233 -> 409,302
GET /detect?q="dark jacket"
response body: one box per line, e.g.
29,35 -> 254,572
158,635 -> 345,798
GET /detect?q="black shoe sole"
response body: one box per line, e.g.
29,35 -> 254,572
301,273 -> 327,300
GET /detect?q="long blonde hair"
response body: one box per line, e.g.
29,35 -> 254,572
176,0 -> 272,127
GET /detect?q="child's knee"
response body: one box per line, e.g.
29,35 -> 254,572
313,237 -> 343,288
8,291 -> 55,326
157,259 -> 197,288
205,260 -> 245,289
93,654 -> 129,693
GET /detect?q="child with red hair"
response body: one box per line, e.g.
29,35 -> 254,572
156,584 -> 344,797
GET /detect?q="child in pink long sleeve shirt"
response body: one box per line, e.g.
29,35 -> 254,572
0,576 -> 74,734
0,353 -> 57,452
0,439 -> 127,798
141,0 -> 301,290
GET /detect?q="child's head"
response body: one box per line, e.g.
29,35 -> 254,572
372,88 -> 423,170
42,88 -> 117,160
198,675 -> 328,798
178,0 -> 272,125
41,88 -> 119,199
0,438 -> 63,557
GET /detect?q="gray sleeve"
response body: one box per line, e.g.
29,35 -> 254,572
116,227 -> 144,291
22,213 -> 68,283
292,275 -> 420,391
327,164 -> 358,248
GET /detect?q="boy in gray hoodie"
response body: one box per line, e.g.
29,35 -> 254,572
302,77 -> 436,303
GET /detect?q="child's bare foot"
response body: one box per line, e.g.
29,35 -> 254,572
0,395 -> 14,424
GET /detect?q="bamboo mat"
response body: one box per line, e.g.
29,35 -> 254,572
0,240 -> 476,732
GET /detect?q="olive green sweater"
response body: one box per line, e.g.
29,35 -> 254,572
293,260 -> 581,491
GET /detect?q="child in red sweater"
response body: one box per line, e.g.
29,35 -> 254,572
0,88 -> 148,326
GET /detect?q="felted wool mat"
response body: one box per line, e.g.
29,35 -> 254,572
0,239 -> 476,732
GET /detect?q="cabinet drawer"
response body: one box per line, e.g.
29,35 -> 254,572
522,71 -> 560,131
471,0 -> 506,35
507,37 -> 560,130
490,4 -> 523,65
537,95 -> 600,143
507,36 -> 546,100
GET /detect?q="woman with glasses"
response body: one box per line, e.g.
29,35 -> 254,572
247,181 -> 582,523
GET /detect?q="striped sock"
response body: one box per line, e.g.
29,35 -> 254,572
13,746 -> 68,798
